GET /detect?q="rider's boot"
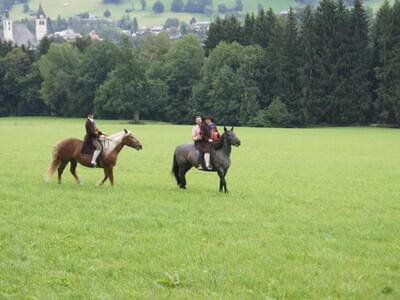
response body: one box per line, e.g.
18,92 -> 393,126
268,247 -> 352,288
204,152 -> 212,170
91,150 -> 101,167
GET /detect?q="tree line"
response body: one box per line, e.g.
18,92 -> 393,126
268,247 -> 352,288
204,0 -> 400,126
1,0 -> 400,127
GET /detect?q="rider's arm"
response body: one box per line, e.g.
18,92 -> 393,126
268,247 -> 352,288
192,127 -> 201,141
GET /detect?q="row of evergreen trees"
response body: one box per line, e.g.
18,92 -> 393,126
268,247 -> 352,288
1,0 -> 400,127
204,0 -> 400,126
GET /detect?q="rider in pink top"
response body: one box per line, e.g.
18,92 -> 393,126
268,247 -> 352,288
192,116 -> 202,141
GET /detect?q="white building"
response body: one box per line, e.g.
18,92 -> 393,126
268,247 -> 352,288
53,29 -> 82,41
2,10 -> 13,42
192,21 -> 211,32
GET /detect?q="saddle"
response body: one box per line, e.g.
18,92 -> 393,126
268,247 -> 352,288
81,136 -> 108,161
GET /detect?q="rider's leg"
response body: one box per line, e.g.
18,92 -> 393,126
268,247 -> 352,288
91,150 -> 101,167
91,139 -> 102,167
204,152 -> 211,170
197,154 -> 203,169
194,143 -> 203,169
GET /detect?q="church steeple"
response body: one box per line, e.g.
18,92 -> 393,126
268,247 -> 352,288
36,3 -> 46,19
35,3 -> 47,42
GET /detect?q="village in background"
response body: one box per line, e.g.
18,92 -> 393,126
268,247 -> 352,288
0,0 -> 317,48
0,3 -> 214,46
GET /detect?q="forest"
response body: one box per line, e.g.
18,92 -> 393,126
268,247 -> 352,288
1,0 -> 400,127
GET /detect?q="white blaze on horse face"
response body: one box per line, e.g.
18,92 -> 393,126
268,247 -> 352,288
101,131 -> 129,157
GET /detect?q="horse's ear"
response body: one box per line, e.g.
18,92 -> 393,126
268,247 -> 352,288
231,127 -> 234,131
224,126 -> 227,132
124,128 -> 128,134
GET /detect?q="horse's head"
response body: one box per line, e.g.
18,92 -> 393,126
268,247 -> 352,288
224,127 -> 241,147
122,128 -> 143,150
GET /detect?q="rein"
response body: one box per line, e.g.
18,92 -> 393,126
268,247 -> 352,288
99,134 -> 123,155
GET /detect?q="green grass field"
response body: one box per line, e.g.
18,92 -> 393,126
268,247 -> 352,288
10,0 -> 297,26
9,0 -> 392,26
0,117 -> 399,299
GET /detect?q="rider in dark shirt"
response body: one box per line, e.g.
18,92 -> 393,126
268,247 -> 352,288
84,112 -> 103,167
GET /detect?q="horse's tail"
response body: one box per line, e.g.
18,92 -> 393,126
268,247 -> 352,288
172,152 -> 180,185
44,143 -> 61,181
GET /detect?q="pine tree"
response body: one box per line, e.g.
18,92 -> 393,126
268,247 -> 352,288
221,15 -> 242,44
313,0 -> 345,124
204,17 -> 224,53
132,17 -> 138,32
374,0 -> 395,123
347,0 -> 373,124
204,16 -> 241,52
332,0 -> 353,125
254,8 -> 276,48
280,8 -> 301,124
389,0 -> 400,123
299,5 -> 319,125
264,10 -> 284,108
242,13 -> 255,46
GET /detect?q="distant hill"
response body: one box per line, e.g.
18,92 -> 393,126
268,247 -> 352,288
9,0 -> 390,27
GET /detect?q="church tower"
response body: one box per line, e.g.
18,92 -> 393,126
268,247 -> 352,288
3,10 -> 13,42
35,3 -> 47,42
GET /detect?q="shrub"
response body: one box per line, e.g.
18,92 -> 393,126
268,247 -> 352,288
23,3 -> 29,13
153,1 -> 165,13
80,12 -> 90,18
104,9 -> 111,17
165,18 -> 180,28
265,97 -> 292,127
218,4 -> 228,13
171,0 -> 184,12
249,97 -> 292,127
140,0 -> 147,10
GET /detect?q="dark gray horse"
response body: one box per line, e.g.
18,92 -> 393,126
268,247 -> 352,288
172,127 -> 241,192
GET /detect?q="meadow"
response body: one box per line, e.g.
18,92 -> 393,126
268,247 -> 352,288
9,0 -> 393,25
10,0 -> 297,26
0,117 -> 399,299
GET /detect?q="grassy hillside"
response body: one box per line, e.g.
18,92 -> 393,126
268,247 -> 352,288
0,117 -> 399,298
8,0 -> 394,28
9,0 -> 294,27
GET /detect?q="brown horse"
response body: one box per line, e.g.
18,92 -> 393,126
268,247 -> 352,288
44,129 -> 142,186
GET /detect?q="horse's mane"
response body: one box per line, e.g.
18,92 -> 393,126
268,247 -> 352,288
100,130 -> 129,156
213,132 -> 225,150
107,131 -> 127,141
